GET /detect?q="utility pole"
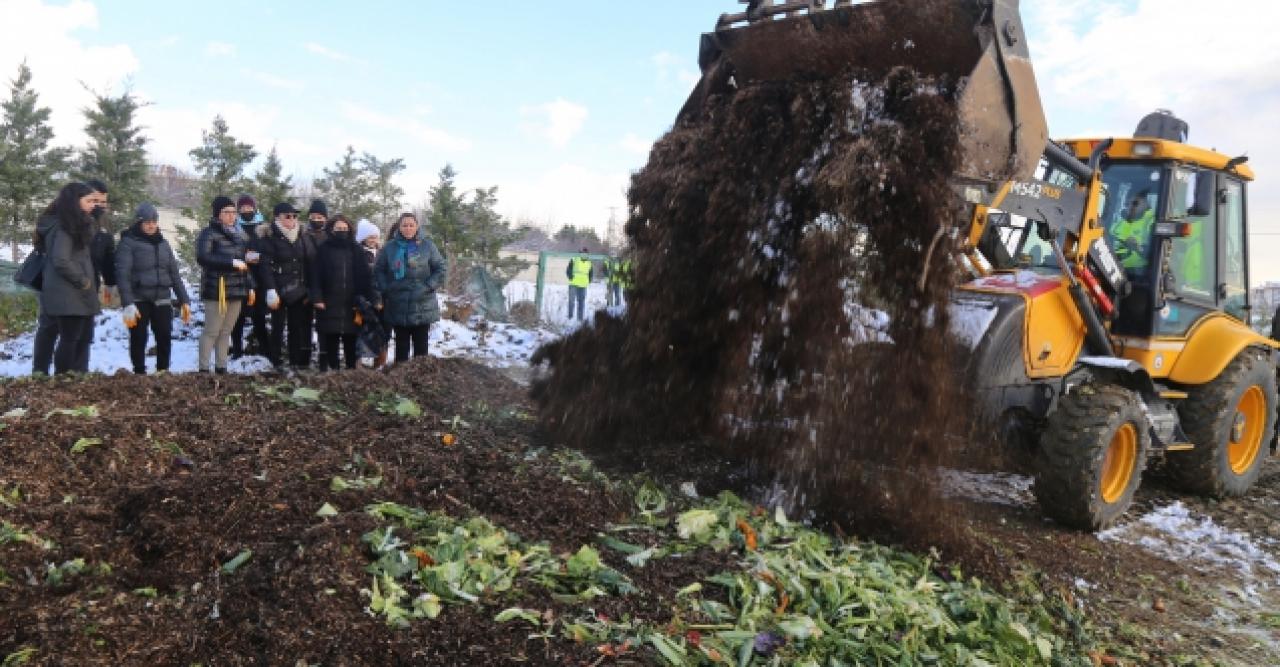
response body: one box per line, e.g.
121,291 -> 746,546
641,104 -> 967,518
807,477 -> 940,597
606,206 -> 619,251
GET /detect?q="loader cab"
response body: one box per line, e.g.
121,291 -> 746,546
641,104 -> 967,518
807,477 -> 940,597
1064,138 -> 1255,339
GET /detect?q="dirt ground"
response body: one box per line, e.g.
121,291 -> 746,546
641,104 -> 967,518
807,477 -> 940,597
0,361 -> 733,666
2,361 -> 1278,665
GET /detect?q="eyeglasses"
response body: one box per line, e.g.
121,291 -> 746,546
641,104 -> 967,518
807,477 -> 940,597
219,209 -> 237,215
282,214 -> 298,219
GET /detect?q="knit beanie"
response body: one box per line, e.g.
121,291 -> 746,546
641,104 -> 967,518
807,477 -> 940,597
307,199 -> 328,217
236,194 -> 257,210
355,219 -> 380,244
134,202 -> 159,222
211,196 -> 235,218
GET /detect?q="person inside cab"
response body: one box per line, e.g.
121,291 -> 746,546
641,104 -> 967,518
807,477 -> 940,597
1111,191 -> 1155,272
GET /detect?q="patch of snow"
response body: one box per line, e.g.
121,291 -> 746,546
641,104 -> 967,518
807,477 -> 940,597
947,298 -> 998,349
503,279 -> 614,331
938,468 -> 1034,507
1078,356 -> 1140,370
1100,502 -> 1280,599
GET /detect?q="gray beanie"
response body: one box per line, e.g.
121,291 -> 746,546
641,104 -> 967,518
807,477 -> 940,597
134,202 -> 159,223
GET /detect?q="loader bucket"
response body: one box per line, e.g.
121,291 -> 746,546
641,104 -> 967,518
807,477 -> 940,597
678,0 -> 1048,184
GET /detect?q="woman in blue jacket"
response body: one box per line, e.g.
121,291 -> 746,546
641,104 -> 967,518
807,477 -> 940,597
372,212 -> 446,362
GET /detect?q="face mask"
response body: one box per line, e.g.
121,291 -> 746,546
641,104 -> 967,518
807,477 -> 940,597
311,219 -> 326,229
91,205 -> 106,220
240,211 -> 255,222
332,231 -> 351,242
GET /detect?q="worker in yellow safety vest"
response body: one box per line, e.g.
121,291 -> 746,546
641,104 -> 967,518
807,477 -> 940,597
1111,193 -> 1156,272
565,248 -> 593,321
605,256 -> 631,307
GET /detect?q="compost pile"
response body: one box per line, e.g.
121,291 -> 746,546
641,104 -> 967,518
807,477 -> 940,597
0,361 -> 738,665
533,24 -> 988,541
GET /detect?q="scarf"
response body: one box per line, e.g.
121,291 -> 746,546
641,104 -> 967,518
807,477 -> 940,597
131,223 -> 163,245
392,235 -> 419,281
275,220 -> 301,243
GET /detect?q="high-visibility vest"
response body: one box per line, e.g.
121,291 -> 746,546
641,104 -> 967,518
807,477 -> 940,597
1112,209 -> 1154,269
569,257 -> 592,288
619,259 -> 632,288
1174,221 -> 1205,287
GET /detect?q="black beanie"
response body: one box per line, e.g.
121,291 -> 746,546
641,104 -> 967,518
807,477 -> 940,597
211,196 -> 235,218
307,199 -> 328,217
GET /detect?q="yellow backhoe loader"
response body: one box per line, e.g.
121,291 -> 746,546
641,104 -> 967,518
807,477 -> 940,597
683,0 -> 1275,530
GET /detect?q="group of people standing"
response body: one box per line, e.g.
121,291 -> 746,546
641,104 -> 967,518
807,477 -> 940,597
192,194 -> 447,374
29,180 -> 447,376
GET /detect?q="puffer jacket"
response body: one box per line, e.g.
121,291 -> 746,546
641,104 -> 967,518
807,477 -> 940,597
255,222 -> 313,305
90,228 -> 116,288
310,236 -> 375,335
115,224 -> 190,306
39,216 -> 100,317
372,229 -> 446,327
196,221 -> 255,301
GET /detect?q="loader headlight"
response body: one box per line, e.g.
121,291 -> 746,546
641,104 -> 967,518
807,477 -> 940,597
1131,142 -> 1155,157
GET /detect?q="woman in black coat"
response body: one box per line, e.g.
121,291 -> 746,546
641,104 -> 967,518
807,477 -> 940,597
37,182 -> 102,374
309,216 -> 376,370
256,202 -> 315,370
115,202 -> 191,374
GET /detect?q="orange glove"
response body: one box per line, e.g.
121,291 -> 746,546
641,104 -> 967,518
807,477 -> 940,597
247,289 -> 256,307
180,303 -> 191,325
354,310 -> 363,326
100,286 -> 113,307
121,304 -> 139,329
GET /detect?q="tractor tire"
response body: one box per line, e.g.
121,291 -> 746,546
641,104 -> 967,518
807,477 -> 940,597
1167,350 -> 1276,497
1033,384 -> 1149,531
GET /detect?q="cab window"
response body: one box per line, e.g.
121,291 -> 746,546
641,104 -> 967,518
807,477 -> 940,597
1100,164 -> 1163,276
1222,179 -> 1247,321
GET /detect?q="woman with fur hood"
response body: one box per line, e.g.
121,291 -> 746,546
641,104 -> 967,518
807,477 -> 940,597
255,202 -> 315,370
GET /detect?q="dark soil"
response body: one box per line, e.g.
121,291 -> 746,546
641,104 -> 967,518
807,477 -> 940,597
0,360 -> 729,666
533,8 -> 989,564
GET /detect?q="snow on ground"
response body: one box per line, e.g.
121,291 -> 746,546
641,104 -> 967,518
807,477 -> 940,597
0,290 -> 566,377
937,468 -> 1035,507
1099,501 -> 1280,598
504,280 -> 613,331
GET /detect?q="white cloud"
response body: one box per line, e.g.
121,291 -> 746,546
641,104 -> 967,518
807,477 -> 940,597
339,102 -> 472,153
204,41 -> 235,57
0,0 -> 139,146
619,132 -> 652,157
519,98 -> 588,148
137,100 -> 291,172
304,42 -> 364,65
1026,0 -> 1280,280
492,164 -> 629,237
241,68 -> 304,93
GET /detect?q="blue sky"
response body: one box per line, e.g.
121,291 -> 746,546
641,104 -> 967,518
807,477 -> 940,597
4,0 -> 1280,279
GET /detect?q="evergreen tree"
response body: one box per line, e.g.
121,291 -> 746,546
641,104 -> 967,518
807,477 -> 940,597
74,88 -> 150,234
315,145 -> 378,220
361,152 -> 405,228
465,186 -> 520,259
426,164 -> 465,253
254,145 -> 294,211
0,62 -> 71,260
188,115 -> 256,219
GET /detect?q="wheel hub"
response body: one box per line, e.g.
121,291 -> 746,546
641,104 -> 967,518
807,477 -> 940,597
1232,411 -> 1247,443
